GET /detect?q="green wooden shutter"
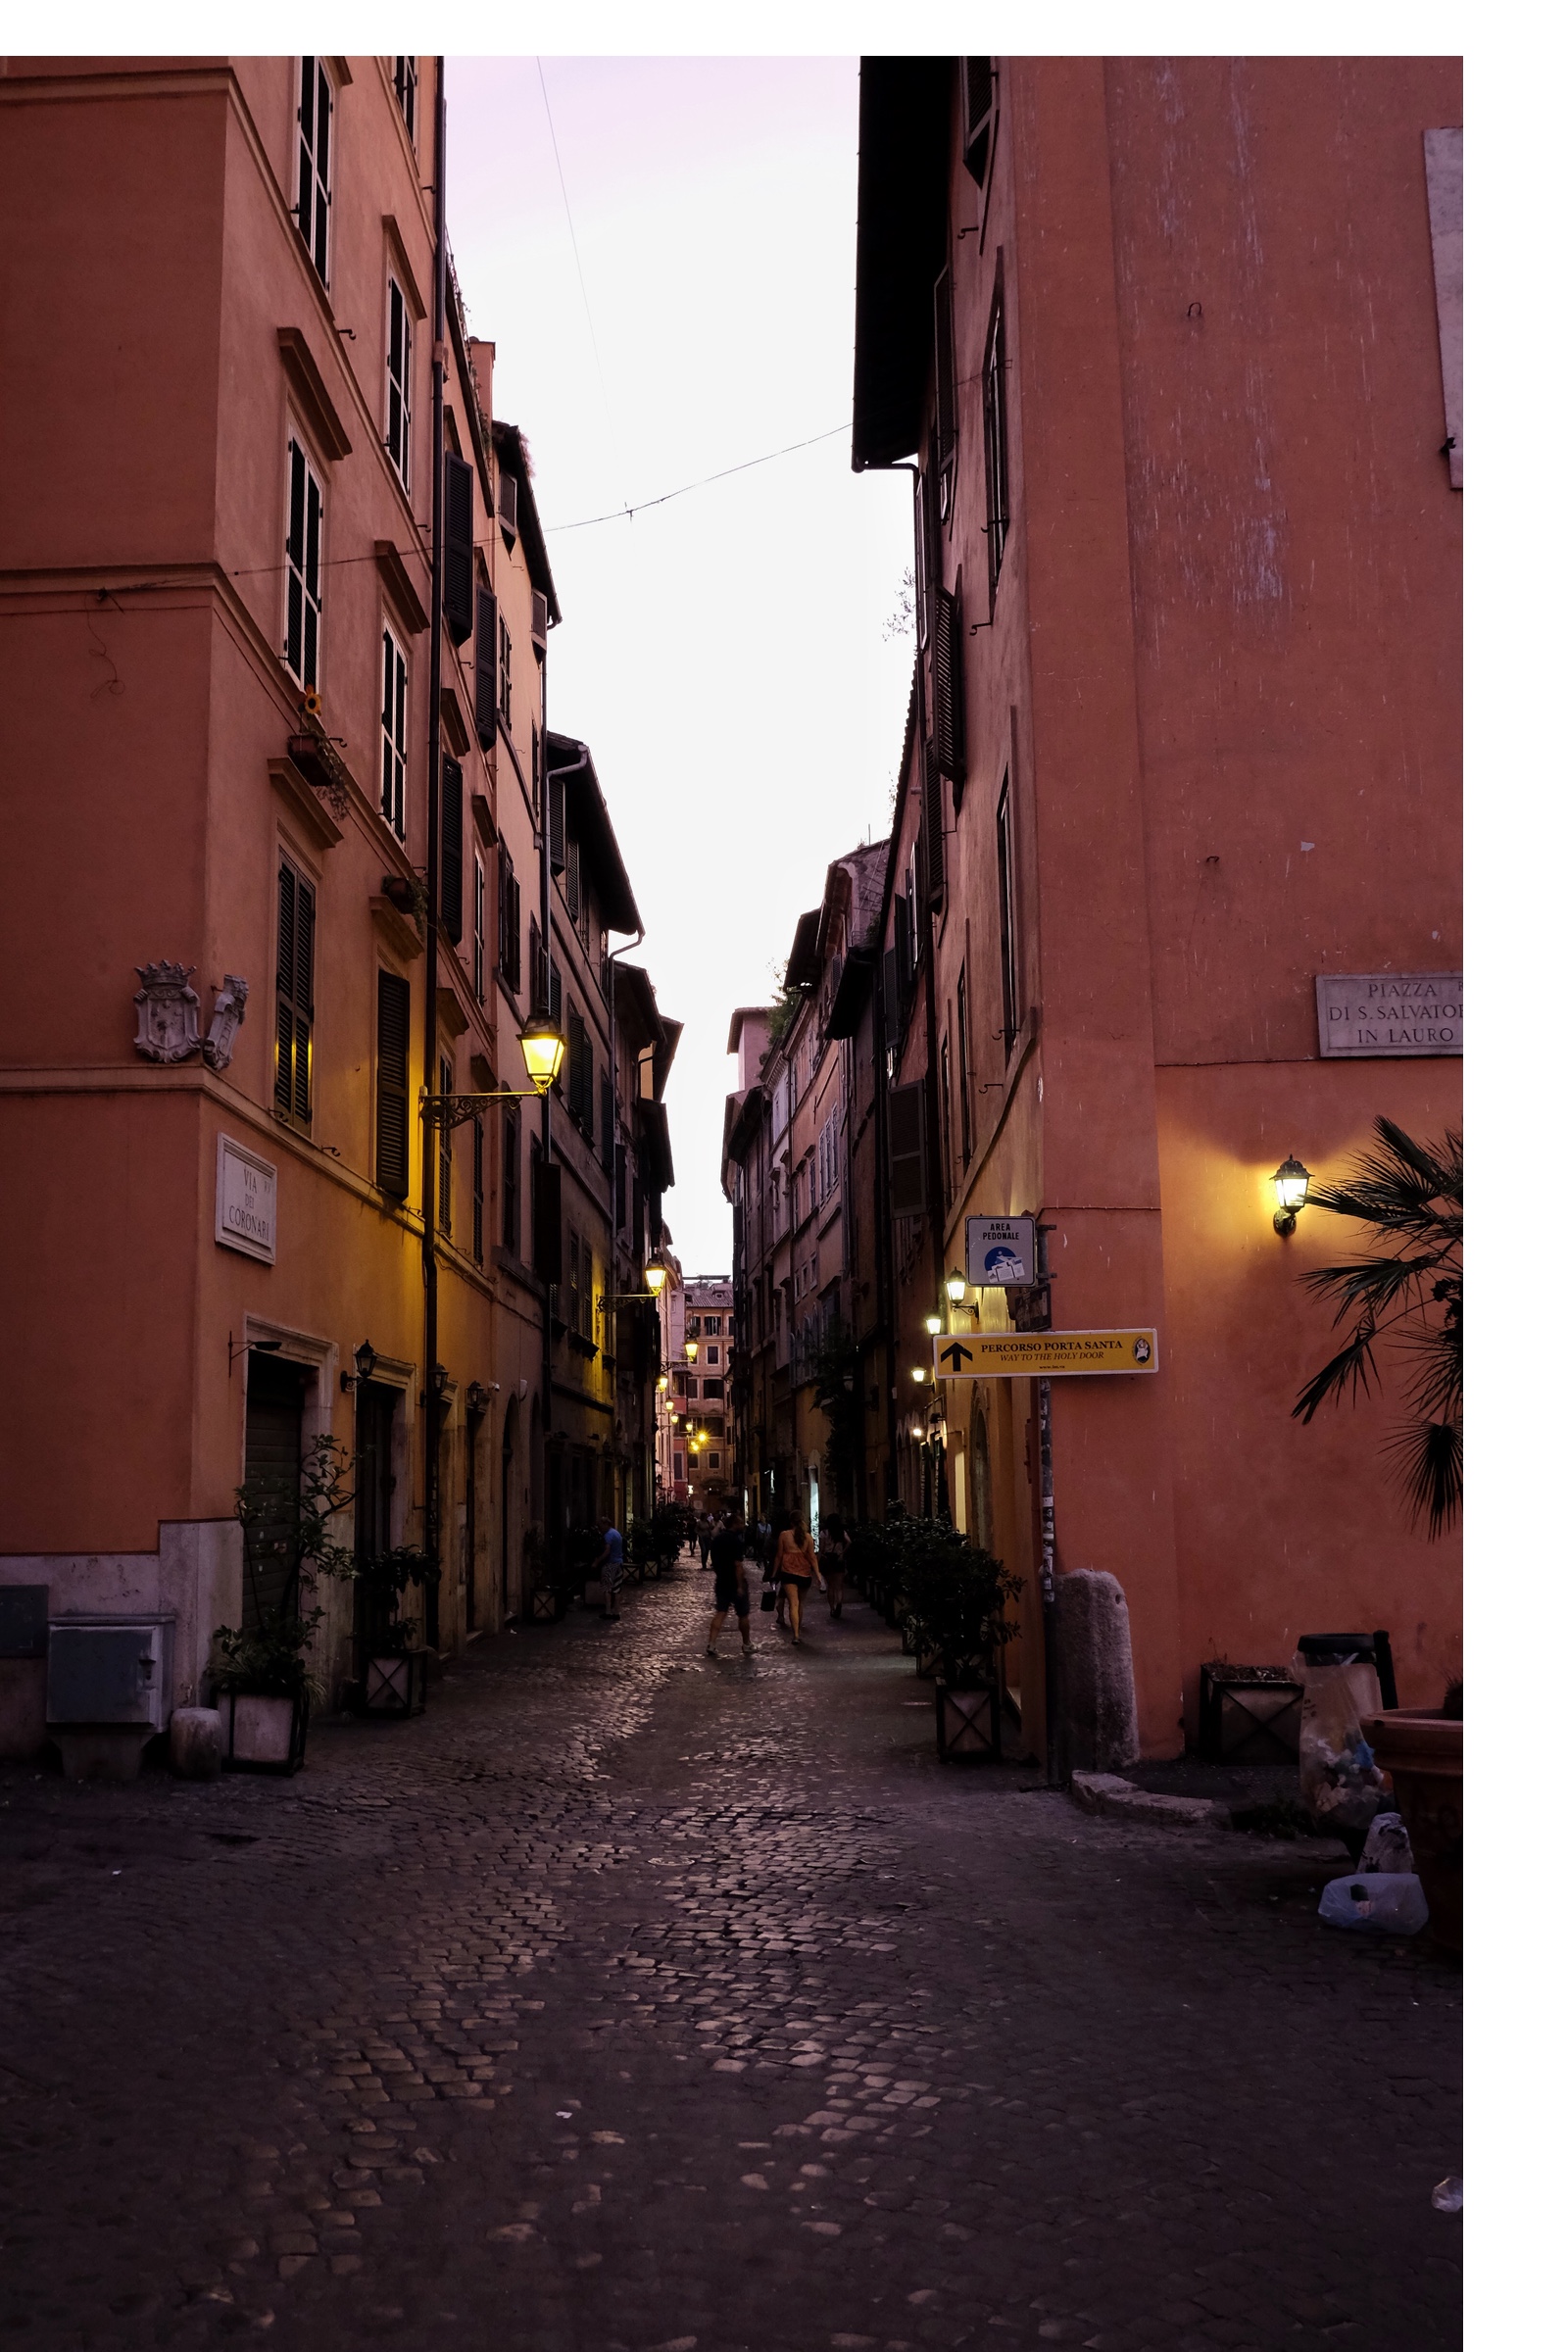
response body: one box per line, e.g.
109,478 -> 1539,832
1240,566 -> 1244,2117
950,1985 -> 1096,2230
443,452 -> 473,643
474,585 -> 497,748
375,970 -> 411,1198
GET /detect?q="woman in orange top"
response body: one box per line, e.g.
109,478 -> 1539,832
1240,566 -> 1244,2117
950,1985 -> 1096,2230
773,1514 -> 823,1645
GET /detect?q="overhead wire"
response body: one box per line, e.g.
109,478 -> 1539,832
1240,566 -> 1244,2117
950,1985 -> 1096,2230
535,57 -> 628,517
544,424 -> 851,532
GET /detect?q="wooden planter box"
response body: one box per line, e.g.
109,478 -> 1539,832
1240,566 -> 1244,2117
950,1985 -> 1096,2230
529,1587 -> 566,1624
1198,1664 -> 1303,1765
936,1683 -> 1001,1762
215,1687 -> 308,1775
359,1648 -> 427,1720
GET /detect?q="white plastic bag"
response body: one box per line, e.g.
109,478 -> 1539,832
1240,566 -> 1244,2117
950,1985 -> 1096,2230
1318,1873 -> 1429,1936
1358,1812 -> 1415,1874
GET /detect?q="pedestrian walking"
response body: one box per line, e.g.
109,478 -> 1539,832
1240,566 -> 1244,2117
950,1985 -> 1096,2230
820,1512 -> 849,1619
705,1511 -> 756,1659
774,1513 -> 823,1645
593,1519 -> 625,1621
698,1511 -> 714,1572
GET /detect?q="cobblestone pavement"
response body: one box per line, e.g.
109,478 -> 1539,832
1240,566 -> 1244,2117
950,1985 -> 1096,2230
0,1556 -> 1461,2352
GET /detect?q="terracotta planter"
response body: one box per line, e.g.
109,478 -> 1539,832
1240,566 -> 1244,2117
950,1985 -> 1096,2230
1368,1709 -> 1462,1954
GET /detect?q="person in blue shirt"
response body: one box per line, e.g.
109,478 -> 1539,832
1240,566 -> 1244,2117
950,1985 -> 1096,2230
594,1519 -> 624,1621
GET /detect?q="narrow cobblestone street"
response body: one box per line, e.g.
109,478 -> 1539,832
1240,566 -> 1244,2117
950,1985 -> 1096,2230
1,1559 -> 1460,2352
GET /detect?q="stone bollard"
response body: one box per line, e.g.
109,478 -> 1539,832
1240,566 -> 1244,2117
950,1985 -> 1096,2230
1057,1569 -> 1140,1773
170,1705 -> 223,1781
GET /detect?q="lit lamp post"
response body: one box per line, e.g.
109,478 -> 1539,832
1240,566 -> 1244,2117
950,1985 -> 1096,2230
1271,1155 -> 1312,1238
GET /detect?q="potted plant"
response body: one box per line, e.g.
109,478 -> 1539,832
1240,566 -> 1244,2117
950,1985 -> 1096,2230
897,1518 -> 1022,1761
1368,1678 -> 1462,1955
214,1435 -> 356,1772
354,1545 -> 438,1718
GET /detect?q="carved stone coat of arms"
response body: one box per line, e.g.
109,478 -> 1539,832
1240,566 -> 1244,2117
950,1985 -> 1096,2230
133,962 -> 203,1063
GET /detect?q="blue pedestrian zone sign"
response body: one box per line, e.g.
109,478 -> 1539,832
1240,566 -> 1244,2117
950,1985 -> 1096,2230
965,1215 -> 1036,1287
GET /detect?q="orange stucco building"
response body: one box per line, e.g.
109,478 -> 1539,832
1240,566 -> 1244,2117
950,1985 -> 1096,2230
0,56 -> 675,1736
839,56 -> 1461,1760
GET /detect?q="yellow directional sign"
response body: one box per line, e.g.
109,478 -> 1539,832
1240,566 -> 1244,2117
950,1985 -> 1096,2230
932,1329 -> 1158,1379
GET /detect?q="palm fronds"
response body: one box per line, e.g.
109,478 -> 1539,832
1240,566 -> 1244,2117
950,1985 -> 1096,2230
1292,1118 -> 1461,1539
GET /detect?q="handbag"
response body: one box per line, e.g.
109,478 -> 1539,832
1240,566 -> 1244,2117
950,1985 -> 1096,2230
760,1578 -> 780,1608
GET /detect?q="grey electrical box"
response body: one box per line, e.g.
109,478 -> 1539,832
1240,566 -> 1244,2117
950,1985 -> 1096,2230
47,1618 -> 172,1730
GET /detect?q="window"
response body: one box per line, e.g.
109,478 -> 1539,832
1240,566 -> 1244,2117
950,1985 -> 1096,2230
727,1314 -> 735,1335
940,1033 -> 954,1203
499,843 -> 521,999
983,280 -> 1010,600
687,1317 -> 702,1341
564,831 -> 581,926
599,1072 -> 614,1176
933,265 -> 956,518
501,1100 -> 521,1254
956,963 -> 974,1166
387,278 -> 413,489
437,1054 -> 455,1233
380,626 -> 408,836
707,1346 -> 719,1366
474,584 -> 497,751
703,1377 -> 724,1397
472,1116 -> 484,1261
296,60 -> 332,283
820,1115 -> 838,1198
274,858 -> 315,1126
997,776 -> 1018,1051
443,451 -> 474,643
375,970 -> 411,1198
673,1453 -> 684,1482
472,851 -> 486,1004
567,1227 -> 581,1335
705,1316 -> 720,1336
498,614 -> 513,730
284,438 -> 323,687
393,56 -> 417,141
439,756 -> 463,941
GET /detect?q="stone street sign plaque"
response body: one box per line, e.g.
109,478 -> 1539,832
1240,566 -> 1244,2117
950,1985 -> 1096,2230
1315,972 -> 1462,1058
933,1329 -> 1158,1379
216,1134 -> 277,1264
965,1214 -> 1036,1287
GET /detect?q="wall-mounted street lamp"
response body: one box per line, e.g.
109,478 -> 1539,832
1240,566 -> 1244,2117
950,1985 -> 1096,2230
341,1339 -> 379,1393
643,1260 -> 668,1298
911,1365 -> 927,1385
923,1311 -> 942,1337
945,1268 -> 967,1304
518,1010 -> 566,1097
1271,1154 -> 1312,1238
684,1340 -> 699,1363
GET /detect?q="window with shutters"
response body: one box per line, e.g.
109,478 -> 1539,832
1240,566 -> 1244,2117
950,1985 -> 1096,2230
600,1072 -> 614,1175
283,438 -> 323,688
962,58 -> 996,185
533,1145 -> 563,1282
474,584 -> 498,750
933,584 -> 966,788
498,614 -> 513,730
472,852 -> 485,1004
442,451 -> 473,644
933,266 -> 957,519
940,1034 -> 954,1203
439,757 -> 463,941
956,963 -> 974,1166
393,57 -> 417,143
501,1101 -> 521,1254
549,956 -> 562,1028
438,1054 -> 454,1234
274,858 -> 316,1128
564,831 -> 581,926
922,741 -> 946,900
375,969 -> 411,1198
983,281 -> 1010,602
386,277 -> 413,489
499,843 -> 521,999
471,1115 -> 484,1261
997,775 -> 1018,1053
295,59 -> 332,285
379,625 -> 408,836
888,1081 -> 927,1219
567,1227 -> 581,1335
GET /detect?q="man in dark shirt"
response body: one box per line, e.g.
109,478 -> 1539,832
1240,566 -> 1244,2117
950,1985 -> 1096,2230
705,1511 -> 755,1660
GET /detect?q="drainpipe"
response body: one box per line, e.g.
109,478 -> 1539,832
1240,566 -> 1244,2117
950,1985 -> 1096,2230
420,56 -> 448,1638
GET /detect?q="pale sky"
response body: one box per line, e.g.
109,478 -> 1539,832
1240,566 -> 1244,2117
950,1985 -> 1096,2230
444,57 -> 914,1277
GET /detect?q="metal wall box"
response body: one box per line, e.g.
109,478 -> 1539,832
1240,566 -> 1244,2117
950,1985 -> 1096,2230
0,1586 -> 49,1659
47,1617 -> 173,1730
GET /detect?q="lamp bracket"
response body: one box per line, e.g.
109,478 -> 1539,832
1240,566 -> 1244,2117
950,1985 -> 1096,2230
419,1088 -> 527,1131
